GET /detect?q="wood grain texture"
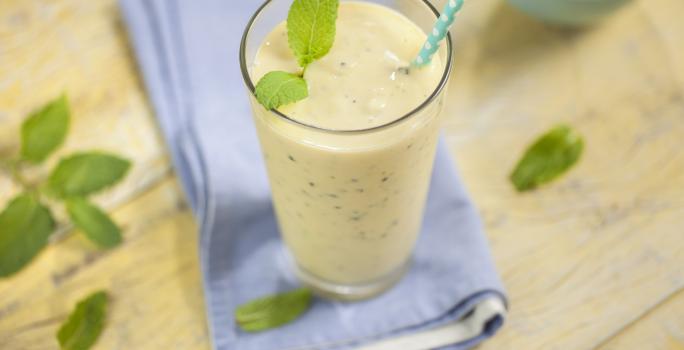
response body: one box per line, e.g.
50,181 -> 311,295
0,177 -> 206,350
444,0 -> 684,348
598,289 -> 684,349
0,0 -> 683,349
0,0 -> 170,216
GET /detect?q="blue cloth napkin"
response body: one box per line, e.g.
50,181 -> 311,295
119,0 -> 507,349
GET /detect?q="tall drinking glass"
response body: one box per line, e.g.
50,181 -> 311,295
240,0 -> 453,300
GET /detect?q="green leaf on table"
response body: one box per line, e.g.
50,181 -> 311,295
255,71 -> 308,110
510,124 -> 584,192
21,94 -> 70,163
235,288 -> 312,332
0,194 -> 55,277
287,0 -> 339,68
47,152 -> 131,198
66,197 -> 122,249
57,290 -> 108,350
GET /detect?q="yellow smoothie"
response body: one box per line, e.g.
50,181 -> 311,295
248,1 -> 447,295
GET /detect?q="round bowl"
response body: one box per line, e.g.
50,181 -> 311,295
508,0 -> 633,26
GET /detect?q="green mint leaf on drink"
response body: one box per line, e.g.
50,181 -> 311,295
66,197 -> 122,249
21,94 -> 70,163
235,288 -> 312,332
287,0 -> 339,68
57,290 -> 108,350
0,194 -> 55,277
253,0 -> 338,110
510,124 -> 584,192
48,152 -> 131,198
255,71 -> 309,110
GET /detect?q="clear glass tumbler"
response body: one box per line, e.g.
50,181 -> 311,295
240,0 -> 453,300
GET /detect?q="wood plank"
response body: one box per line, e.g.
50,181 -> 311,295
0,0 -> 170,214
0,0 -> 203,348
440,0 -> 684,348
597,288 -> 684,349
0,176 -> 208,349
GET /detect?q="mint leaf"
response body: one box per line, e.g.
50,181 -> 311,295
252,0 -> 338,110
0,194 -> 55,277
235,288 -> 312,332
57,290 -> 108,350
510,125 -> 584,192
287,0 -> 339,68
255,71 -> 308,110
21,94 -> 70,163
48,152 -> 131,198
66,197 -> 122,249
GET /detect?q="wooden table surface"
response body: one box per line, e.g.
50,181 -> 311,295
1,0 -> 683,349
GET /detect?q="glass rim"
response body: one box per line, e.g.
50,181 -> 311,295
239,0 -> 453,135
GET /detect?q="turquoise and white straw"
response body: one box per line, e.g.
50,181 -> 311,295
412,0 -> 464,67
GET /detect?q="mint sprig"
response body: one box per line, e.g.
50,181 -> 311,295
235,288 -> 312,332
0,194 -> 55,277
255,71 -> 309,110
57,290 -> 108,350
254,0 -> 339,110
48,152 -> 131,198
21,94 -> 70,163
510,125 -> 584,192
0,94 -> 131,277
66,197 -> 122,249
287,0 -> 339,68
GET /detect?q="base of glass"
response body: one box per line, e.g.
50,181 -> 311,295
293,260 -> 411,301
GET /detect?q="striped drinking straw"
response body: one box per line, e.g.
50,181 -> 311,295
412,0 -> 465,67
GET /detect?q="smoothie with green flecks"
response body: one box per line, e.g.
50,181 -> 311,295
249,1 -> 446,290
